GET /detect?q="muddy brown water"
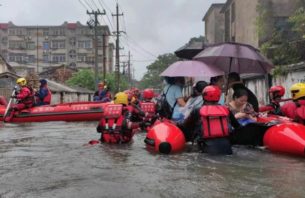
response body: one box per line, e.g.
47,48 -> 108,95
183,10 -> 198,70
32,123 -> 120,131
0,121 -> 305,198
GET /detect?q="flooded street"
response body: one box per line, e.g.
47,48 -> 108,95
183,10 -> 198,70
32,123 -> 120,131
0,121 -> 305,198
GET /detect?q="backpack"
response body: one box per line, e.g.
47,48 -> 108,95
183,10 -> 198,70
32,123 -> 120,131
199,105 -> 230,139
156,85 -> 177,119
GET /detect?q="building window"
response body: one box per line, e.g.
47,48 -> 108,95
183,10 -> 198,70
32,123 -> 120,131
51,40 -> 65,49
28,55 -> 35,63
52,54 -> 66,63
69,50 -> 76,59
26,42 -> 36,50
43,29 -> 49,36
78,40 -> 92,49
9,53 -> 26,63
43,55 -> 49,63
9,40 -> 26,49
52,29 -> 65,36
77,53 -> 86,62
43,42 -> 49,50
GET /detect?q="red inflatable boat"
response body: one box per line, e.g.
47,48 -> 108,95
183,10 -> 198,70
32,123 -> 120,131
0,101 -> 109,123
258,115 -> 305,157
144,119 -> 186,154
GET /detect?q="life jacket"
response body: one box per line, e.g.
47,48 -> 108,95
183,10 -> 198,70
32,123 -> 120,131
98,104 -> 133,144
295,100 -> 305,124
199,105 -> 230,139
140,102 -> 156,121
281,101 -> 297,120
17,86 -> 34,106
42,86 -> 52,104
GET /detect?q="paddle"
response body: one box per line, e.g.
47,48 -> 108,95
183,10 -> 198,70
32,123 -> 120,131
3,85 -> 18,120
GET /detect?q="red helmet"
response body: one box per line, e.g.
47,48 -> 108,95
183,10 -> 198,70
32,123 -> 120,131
202,85 -> 221,102
269,85 -> 285,97
142,89 -> 154,100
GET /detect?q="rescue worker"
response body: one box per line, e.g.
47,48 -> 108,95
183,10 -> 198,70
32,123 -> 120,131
139,88 -> 158,130
96,92 -> 143,144
93,81 -> 112,102
281,83 -> 305,124
178,85 -> 240,155
34,79 -> 52,106
4,78 -> 34,122
259,85 -> 285,115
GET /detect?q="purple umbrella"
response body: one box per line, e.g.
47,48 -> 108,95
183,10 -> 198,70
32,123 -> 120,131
193,42 -> 274,74
160,60 -> 224,77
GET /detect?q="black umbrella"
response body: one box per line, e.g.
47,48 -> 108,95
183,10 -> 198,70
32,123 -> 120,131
175,41 -> 205,60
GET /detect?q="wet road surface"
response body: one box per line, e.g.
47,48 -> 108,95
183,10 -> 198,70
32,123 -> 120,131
0,121 -> 305,198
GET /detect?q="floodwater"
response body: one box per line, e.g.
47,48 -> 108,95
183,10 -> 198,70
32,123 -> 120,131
0,121 -> 305,198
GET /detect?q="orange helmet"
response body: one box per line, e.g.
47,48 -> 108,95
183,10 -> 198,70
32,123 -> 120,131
142,89 -> 154,100
202,85 -> 221,102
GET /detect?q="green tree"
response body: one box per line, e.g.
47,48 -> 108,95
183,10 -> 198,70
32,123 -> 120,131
289,7 -> 305,38
66,69 -> 95,90
256,0 -> 303,65
188,35 -> 205,44
66,69 -> 129,92
139,53 -> 180,90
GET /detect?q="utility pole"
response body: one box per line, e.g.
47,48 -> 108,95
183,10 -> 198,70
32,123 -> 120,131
87,9 -> 106,91
102,34 -> 108,80
112,3 -> 124,93
127,51 -> 131,86
36,26 -> 39,73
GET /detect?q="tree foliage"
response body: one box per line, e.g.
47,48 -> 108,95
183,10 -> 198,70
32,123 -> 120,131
66,69 -> 129,92
289,7 -> 305,38
256,0 -> 305,65
139,53 -> 180,90
188,35 -> 205,44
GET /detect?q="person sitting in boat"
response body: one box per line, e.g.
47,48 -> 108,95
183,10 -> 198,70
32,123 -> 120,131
178,85 -> 240,155
281,83 -> 305,124
259,85 -> 285,115
180,81 -> 208,120
227,72 -> 259,112
138,88 -> 158,130
4,78 -> 34,122
93,81 -> 112,102
96,92 -> 143,144
227,89 -> 257,126
34,79 -> 52,106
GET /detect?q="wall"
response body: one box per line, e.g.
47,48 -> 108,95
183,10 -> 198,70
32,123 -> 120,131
204,5 -> 225,44
244,62 -> 305,105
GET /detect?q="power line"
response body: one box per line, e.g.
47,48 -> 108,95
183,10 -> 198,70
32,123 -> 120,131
78,0 -> 89,10
97,0 -> 115,32
124,34 -> 158,58
83,0 -> 94,10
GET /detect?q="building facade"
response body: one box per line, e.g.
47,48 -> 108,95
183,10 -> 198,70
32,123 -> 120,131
0,21 -> 114,76
204,0 -> 299,47
203,3 -> 225,44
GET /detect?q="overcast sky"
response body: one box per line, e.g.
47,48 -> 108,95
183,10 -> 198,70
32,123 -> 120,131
0,0 -> 226,80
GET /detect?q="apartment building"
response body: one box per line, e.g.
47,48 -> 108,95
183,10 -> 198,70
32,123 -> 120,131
0,21 -> 114,76
203,0 -> 299,48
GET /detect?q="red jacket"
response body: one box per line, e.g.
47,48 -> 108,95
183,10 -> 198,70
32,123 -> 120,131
16,86 -> 34,105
